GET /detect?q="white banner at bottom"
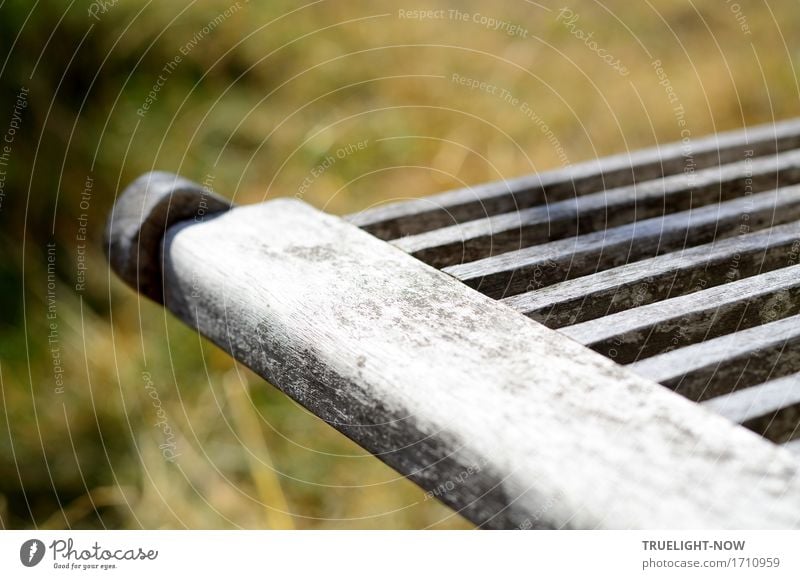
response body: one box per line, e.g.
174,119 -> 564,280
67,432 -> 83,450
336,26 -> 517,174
0,530 -> 797,578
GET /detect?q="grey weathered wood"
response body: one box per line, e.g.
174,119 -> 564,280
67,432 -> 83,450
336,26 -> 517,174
348,118 -> 800,240
784,438 -> 800,454
629,313 -> 800,402
104,171 -> 231,303
702,374 -> 800,443
502,221 -> 800,328
393,151 -> 800,268
153,196 -> 800,529
560,264 -> 800,363
444,186 -> 800,299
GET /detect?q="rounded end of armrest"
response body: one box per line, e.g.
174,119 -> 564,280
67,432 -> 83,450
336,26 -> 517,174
104,171 -> 232,303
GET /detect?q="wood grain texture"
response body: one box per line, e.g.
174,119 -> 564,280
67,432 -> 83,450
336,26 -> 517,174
502,221 -> 800,328
560,264 -> 800,363
104,171 -> 231,303
703,374 -> 800,443
348,118 -> 800,240
161,198 -> 800,529
784,439 -> 800,454
444,186 -> 800,299
629,313 -> 800,402
392,150 -> 800,269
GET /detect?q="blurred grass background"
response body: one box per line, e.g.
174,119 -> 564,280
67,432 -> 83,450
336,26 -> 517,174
0,0 -> 798,529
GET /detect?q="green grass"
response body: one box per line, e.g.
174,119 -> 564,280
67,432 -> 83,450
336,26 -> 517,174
1,0 -> 798,528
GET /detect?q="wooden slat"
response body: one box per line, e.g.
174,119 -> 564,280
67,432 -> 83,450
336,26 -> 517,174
348,118 -> 800,239
394,151 -> 800,268
503,221 -> 800,328
115,190 -> 800,529
444,186 -> 800,299
560,263 -> 800,363
629,313 -> 800,402
702,374 -> 800,443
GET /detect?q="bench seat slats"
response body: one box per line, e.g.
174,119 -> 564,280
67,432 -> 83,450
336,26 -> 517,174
559,263 -> 800,363
347,118 -> 800,240
347,120 -> 800,459
392,151 -> 800,269
443,186 -> 800,299
502,221 -> 800,328
628,313 -> 800,401
702,373 -> 800,443
342,118 -> 800,505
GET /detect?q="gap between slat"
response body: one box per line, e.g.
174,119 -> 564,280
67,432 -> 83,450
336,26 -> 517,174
559,263 -> 800,364
348,119 -> 800,239
702,373 -> 800,443
394,151 -> 800,269
443,185 -> 800,299
628,313 -> 800,402
503,221 -> 800,328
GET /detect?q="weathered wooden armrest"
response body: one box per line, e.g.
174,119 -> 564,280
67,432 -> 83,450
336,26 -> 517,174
105,121 -> 800,529
103,171 -> 231,303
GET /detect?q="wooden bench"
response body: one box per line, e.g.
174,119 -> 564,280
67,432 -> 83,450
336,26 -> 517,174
105,118 -> 800,529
